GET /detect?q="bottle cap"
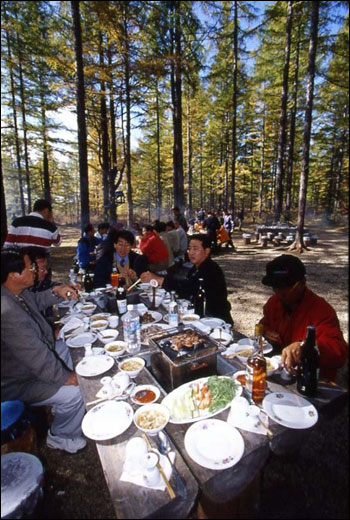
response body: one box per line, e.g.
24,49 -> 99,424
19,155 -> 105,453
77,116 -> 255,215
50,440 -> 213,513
255,323 -> 264,335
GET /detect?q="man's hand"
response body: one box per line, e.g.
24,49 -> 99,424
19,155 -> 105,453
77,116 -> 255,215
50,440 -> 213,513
53,284 -> 79,301
281,341 -> 302,372
127,268 -> 138,281
140,271 -> 164,287
65,372 -> 79,386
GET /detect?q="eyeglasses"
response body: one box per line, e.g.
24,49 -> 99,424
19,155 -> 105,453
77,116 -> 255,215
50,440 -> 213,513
25,263 -> 37,273
187,246 -> 203,252
116,241 -> 131,248
36,266 -> 48,273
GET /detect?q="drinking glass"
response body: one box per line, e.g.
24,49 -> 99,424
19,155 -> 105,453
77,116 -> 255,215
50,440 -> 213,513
110,272 -> 119,287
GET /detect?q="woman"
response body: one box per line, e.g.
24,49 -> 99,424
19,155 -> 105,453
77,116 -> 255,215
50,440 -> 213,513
141,234 -> 233,323
94,230 -> 149,288
139,225 -> 169,273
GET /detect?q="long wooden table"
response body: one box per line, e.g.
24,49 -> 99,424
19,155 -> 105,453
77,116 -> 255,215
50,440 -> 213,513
64,295 -> 347,519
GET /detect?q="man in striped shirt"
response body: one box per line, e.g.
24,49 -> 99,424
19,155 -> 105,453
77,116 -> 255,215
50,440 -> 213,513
4,199 -> 61,254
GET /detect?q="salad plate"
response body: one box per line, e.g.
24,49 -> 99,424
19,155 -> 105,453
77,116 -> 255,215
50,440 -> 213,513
162,375 -> 242,424
262,392 -> 318,429
184,419 -> 244,470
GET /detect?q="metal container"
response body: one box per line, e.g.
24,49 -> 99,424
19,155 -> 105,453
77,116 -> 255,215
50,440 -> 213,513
149,326 -> 224,392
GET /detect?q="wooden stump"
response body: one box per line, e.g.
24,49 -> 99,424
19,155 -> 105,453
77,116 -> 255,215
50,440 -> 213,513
261,236 -> 268,248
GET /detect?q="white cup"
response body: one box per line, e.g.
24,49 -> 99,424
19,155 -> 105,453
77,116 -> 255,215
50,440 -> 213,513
246,405 -> 260,425
125,437 -> 149,474
112,372 -> 130,392
84,343 -> 92,356
108,316 -> 119,328
143,452 -> 161,486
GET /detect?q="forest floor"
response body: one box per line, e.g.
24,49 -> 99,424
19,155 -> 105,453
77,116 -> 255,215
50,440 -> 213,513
28,216 -> 348,519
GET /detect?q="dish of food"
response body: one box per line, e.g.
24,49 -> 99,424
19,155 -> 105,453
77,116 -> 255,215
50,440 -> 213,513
121,359 -> 143,371
90,320 -> 109,331
237,337 -> 273,355
162,330 -> 204,352
181,314 -> 200,323
134,403 -> 170,435
104,341 -> 126,357
140,324 -> 171,344
90,313 -> 111,322
131,384 -> 160,405
119,357 -> 145,377
162,375 -> 242,424
233,370 -> 246,386
139,311 -> 162,325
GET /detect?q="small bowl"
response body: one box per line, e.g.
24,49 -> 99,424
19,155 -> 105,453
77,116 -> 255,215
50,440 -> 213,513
134,403 -> 170,436
90,319 -> 109,331
119,357 -> 145,378
90,313 -> 111,322
139,283 -> 150,291
209,329 -> 232,346
181,313 -> 200,324
81,303 -> 97,315
231,344 -> 255,364
265,356 -> 279,376
104,340 -> 126,357
98,329 -> 119,344
233,370 -> 247,386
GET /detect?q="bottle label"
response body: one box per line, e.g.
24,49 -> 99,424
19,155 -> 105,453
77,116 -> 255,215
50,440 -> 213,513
169,313 -> 178,327
117,299 -> 127,314
123,319 -> 140,335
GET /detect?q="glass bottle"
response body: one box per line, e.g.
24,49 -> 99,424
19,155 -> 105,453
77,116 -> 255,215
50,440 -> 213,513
245,323 -> 267,404
297,325 -> 319,397
168,291 -> 179,327
122,305 -> 141,355
117,286 -> 127,315
194,278 -> 206,317
83,271 -> 93,293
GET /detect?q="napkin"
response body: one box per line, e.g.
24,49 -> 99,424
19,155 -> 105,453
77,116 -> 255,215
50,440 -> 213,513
129,303 -> 148,314
58,318 -> 85,340
227,397 -> 267,435
120,449 -> 173,491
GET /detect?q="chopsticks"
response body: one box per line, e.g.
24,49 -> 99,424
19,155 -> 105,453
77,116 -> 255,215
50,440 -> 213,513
86,393 -> 121,407
142,433 -> 176,499
126,278 -> 141,292
257,415 -> 274,439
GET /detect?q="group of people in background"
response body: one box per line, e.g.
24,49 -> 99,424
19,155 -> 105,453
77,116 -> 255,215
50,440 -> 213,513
1,199 -> 348,455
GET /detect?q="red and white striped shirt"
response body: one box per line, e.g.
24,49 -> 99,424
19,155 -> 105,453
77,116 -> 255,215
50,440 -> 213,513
4,212 -> 61,252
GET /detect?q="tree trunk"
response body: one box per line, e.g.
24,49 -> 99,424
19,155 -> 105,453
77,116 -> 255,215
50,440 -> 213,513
4,10 -> 26,216
107,43 -> 117,225
333,127 -> 346,215
258,106 -> 265,219
123,7 -> 133,226
1,157 -> 8,247
99,30 -> 110,221
230,0 -> 238,217
170,1 -> 185,212
156,79 -> 162,219
290,1 -> 319,253
71,0 -> 90,230
274,0 -> 293,223
186,93 -> 193,214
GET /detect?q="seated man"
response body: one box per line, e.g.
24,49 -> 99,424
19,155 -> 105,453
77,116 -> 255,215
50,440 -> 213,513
1,247 -> 86,453
77,223 -> 100,270
141,234 -> 233,324
261,254 -> 348,381
139,225 -> 169,273
173,219 -> 188,263
94,229 -> 149,288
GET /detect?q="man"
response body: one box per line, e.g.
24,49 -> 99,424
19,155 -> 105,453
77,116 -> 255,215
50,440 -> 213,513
94,222 -> 110,241
165,220 -> 180,260
139,225 -> 169,273
94,229 -> 149,288
77,223 -> 100,270
1,247 -> 86,453
22,247 -> 55,292
173,219 -> 188,263
4,199 -> 61,253
141,234 -> 233,324
261,254 -> 348,381
154,221 -> 174,267
172,206 -> 188,232
203,209 -> 221,251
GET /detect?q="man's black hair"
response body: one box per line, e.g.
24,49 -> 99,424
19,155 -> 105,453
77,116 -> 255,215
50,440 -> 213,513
33,199 -> 52,212
1,247 -> 26,284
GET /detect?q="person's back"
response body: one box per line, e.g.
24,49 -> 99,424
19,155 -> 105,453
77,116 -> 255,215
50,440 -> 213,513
77,224 -> 99,270
139,226 -> 169,272
4,199 -> 61,253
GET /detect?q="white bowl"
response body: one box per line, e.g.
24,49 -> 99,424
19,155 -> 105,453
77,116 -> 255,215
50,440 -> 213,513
265,356 -> 279,376
181,313 -> 200,324
90,313 -> 111,322
90,319 -> 109,331
104,340 -> 126,357
139,283 -> 150,291
81,303 -> 97,315
230,344 -> 255,364
119,357 -> 145,378
209,329 -> 232,346
134,403 -> 170,436
98,329 -> 119,344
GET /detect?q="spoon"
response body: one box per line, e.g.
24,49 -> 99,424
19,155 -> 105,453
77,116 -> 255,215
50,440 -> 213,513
157,431 -> 187,498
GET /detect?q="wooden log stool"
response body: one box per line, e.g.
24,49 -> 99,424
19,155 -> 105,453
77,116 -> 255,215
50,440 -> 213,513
255,232 -> 260,243
242,233 -> 251,245
310,234 -> 318,246
274,237 -> 282,246
267,232 -> 275,242
261,236 -> 268,248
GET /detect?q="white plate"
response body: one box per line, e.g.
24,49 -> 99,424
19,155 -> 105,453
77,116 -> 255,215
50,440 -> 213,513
131,384 -> 161,405
190,321 -> 211,334
66,332 -> 98,348
139,310 -> 163,325
199,317 -> 225,328
262,392 -> 318,429
60,312 -> 85,323
90,313 -> 111,321
209,330 -> 232,346
82,401 -> 134,440
184,419 -> 244,470
237,337 -> 273,355
162,376 -> 242,424
139,283 -> 151,291
76,355 -> 114,377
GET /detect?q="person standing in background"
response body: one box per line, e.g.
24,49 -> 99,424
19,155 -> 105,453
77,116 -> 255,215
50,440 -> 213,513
4,199 -> 61,254
172,207 -> 188,232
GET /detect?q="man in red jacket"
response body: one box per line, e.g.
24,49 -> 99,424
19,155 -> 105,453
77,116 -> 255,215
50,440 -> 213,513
261,254 -> 347,381
139,225 -> 169,273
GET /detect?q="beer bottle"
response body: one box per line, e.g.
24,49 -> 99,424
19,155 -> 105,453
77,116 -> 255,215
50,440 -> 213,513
194,278 -> 206,317
297,326 -> 319,397
83,271 -> 93,293
246,323 -> 267,404
117,286 -> 127,315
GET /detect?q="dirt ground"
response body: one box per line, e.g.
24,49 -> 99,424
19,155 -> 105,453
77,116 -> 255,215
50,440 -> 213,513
29,217 -> 348,519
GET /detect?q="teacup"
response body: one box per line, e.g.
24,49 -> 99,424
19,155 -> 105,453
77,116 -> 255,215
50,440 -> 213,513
84,343 -> 92,356
125,437 -> 148,474
108,316 -> 119,328
112,372 -> 130,392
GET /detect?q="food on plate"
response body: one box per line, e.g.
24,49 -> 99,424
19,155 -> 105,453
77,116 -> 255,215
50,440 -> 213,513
140,312 -> 155,324
141,325 -> 168,343
91,321 -> 108,328
106,344 -> 124,352
134,389 -> 156,404
182,315 -> 199,322
91,314 -> 109,322
136,409 -> 167,430
167,376 -> 240,421
236,347 -> 254,358
120,359 -> 144,371
236,374 -> 246,386
266,358 -> 275,370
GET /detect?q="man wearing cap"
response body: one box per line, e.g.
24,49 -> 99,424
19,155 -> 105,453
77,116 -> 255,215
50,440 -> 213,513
261,254 -> 347,381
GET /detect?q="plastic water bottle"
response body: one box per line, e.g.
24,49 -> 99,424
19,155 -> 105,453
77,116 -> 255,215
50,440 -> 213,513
122,305 -> 141,355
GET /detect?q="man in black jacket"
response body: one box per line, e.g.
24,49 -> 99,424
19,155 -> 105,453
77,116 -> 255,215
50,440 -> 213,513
141,234 -> 233,324
204,209 -> 221,252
